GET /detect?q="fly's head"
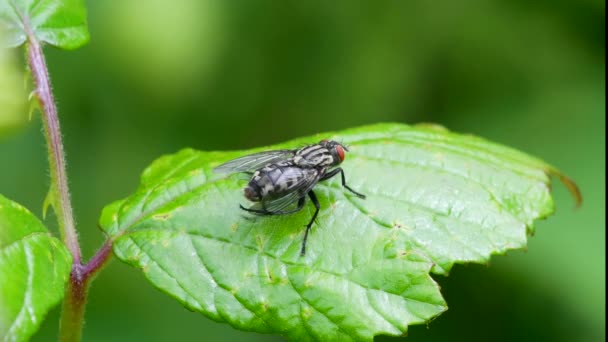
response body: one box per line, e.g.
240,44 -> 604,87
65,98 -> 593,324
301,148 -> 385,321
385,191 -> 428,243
319,139 -> 348,166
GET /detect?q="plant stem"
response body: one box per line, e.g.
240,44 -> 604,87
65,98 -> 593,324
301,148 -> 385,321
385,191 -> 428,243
83,240 -> 113,279
27,36 -> 81,264
59,241 -> 113,342
59,268 -> 87,342
26,34 -> 115,341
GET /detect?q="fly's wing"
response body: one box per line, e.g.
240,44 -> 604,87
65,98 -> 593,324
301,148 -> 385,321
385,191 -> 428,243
213,149 -> 295,174
257,169 -> 320,213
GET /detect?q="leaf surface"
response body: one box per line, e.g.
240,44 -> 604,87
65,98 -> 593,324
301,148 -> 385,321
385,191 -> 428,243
99,123 -> 576,341
0,194 -> 72,341
0,0 -> 88,49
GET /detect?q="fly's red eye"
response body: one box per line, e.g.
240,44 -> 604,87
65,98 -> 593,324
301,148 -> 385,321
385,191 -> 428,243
336,145 -> 345,161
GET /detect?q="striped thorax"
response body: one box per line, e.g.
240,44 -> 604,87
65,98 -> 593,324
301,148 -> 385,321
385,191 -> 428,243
293,140 -> 346,168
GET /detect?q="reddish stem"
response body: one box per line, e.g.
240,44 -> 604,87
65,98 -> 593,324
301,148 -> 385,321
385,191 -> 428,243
82,240 -> 113,278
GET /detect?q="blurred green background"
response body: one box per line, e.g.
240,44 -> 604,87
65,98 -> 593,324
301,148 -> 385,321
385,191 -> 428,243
0,0 -> 604,341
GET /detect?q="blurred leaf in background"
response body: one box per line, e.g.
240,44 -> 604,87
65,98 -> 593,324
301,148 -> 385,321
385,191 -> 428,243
0,0 -> 603,341
0,33 -> 27,137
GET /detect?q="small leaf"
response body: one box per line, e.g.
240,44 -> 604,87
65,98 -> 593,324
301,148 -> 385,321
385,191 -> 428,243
41,187 -> 51,219
0,0 -> 89,49
0,194 -> 72,341
99,123 -> 578,341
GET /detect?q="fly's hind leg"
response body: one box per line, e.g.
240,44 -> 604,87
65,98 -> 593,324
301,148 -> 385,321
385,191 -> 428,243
239,196 -> 305,216
300,190 -> 320,256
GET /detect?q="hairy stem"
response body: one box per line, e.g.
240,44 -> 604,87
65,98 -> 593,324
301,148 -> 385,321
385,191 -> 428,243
25,34 -> 115,342
27,37 -> 81,264
59,241 -> 113,342
83,240 -> 113,279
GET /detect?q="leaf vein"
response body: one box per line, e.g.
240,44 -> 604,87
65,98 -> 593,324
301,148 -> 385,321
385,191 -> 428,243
363,291 -> 401,333
354,135 -> 545,181
124,228 -> 436,303
126,235 -> 204,309
349,154 -> 514,218
286,273 -> 354,342
0,231 -> 50,252
338,187 -> 497,260
6,242 -> 34,338
186,233 -> 271,329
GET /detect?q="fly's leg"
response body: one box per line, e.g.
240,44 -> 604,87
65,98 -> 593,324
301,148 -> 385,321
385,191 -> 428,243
239,196 -> 305,216
320,167 -> 366,199
300,190 -> 320,256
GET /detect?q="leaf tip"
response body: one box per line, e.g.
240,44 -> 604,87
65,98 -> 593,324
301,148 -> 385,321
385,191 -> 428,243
547,168 -> 583,209
559,174 -> 583,209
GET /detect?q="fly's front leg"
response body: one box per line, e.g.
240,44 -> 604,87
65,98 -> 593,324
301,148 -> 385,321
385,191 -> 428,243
320,167 -> 366,199
240,196 -> 305,216
300,190 -> 320,256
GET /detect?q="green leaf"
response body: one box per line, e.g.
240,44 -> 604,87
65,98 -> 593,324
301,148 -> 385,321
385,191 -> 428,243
0,43 -> 27,135
99,123 -> 577,341
0,0 -> 89,49
0,194 -> 72,341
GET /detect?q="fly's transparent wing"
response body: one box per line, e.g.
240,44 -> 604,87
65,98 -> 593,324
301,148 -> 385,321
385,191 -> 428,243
261,182 -> 316,212
213,150 -> 295,174
257,168 -> 320,213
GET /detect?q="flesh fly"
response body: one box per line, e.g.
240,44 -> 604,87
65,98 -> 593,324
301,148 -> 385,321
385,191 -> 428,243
214,140 -> 365,255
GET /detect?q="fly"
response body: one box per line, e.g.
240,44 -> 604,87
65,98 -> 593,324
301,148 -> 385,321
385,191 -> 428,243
213,139 -> 366,255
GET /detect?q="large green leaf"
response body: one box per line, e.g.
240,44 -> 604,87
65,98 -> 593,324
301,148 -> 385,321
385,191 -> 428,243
0,0 -> 88,49
99,123 -> 577,341
0,194 -> 72,341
